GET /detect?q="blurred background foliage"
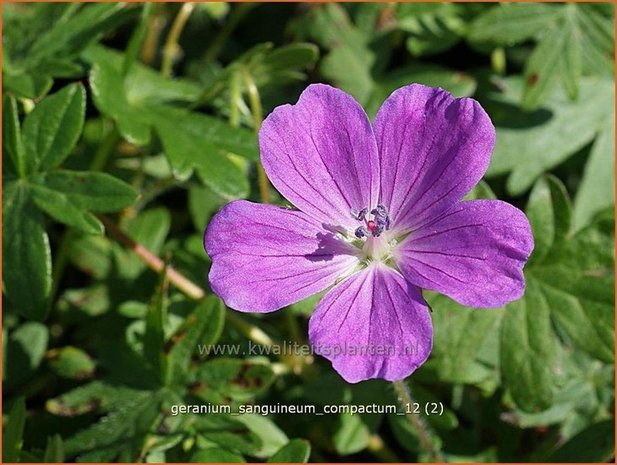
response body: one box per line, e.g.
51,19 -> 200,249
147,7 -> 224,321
2,2 -> 614,463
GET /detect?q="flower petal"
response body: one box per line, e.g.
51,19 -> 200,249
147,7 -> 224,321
374,84 -> 495,232
260,84 -> 379,229
205,200 -> 359,312
308,264 -> 433,383
396,200 -> 534,308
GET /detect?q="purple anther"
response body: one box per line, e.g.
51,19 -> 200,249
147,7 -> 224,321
351,207 -> 368,221
354,226 -> 369,239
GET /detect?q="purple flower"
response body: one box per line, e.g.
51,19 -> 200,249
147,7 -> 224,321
204,84 -> 534,383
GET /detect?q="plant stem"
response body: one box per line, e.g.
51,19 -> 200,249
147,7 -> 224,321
240,66 -> 270,204
98,215 -> 205,300
201,3 -> 254,65
141,4 -> 165,65
97,214 -> 277,349
48,230 -> 74,309
90,122 -> 120,172
161,3 -> 194,78
123,3 -> 154,75
229,71 -> 242,129
392,379 -> 445,462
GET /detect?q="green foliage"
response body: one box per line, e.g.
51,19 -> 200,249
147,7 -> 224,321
3,4 -> 136,98
268,439 -> 311,463
468,3 -> 614,109
2,3 -> 613,463
3,398 -> 26,462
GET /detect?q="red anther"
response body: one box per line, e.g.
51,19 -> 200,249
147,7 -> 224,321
367,220 -> 376,232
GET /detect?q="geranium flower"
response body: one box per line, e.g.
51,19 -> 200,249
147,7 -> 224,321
204,84 -> 534,383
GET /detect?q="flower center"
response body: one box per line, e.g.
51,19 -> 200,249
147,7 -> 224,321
349,205 -> 397,264
351,204 -> 391,239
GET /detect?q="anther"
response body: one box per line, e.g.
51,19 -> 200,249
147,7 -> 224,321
351,207 -> 368,221
354,226 -> 369,239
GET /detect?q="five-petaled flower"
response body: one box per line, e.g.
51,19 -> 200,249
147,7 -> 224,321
205,83 -> 534,383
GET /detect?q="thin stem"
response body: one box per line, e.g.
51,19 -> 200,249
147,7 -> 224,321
123,3 -> 154,75
229,71 -> 242,129
98,215 -> 205,300
161,3 -> 195,78
392,380 -> 445,462
90,122 -> 119,172
225,312 -> 274,347
141,4 -> 165,65
97,214 -> 277,349
240,66 -> 270,204
201,3 -> 254,65
48,230 -> 74,309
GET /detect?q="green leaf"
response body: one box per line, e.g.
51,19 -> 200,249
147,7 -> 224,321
89,59 -> 151,145
397,3 -> 466,57
502,176 -> 614,412
3,397 -> 26,463
429,293 -> 501,383
24,4 -> 136,70
3,183 -> 52,320
333,413 -> 370,455
85,45 -> 202,105
233,414 -> 288,458
525,175 -> 571,265
268,439 -> 311,463
521,4 -> 611,109
190,448 -> 245,463
46,381 -> 144,416
530,214 -> 614,363
4,322 -> 49,390
166,296 -> 225,385
548,420 -> 614,462
573,112 -> 615,230
3,71 -> 54,100
261,43 -> 319,76
577,4 -> 614,76
188,184 -> 226,231
501,279 -> 560,412
144,269 -> 168,379
485,76 -> 612,195
190,414 -> 263,456
558,6 -> 583,100
314,4 -> 377,104
151,108 -> 253,198
43,435 -> 65,463
196,41 -> 319,104
30,184 -> 104,235
464,180 -> 497,200
64,390 -> 164,462
36,170 -> 137,212
510,350 -> 611,431
521,15 -> 573,109
3,94 -> 25,177
22,83 -> 85,171
467,3 -> 559,45
3,4 -> 135,98
193,359 -> 275,404
48,346 -> 96,380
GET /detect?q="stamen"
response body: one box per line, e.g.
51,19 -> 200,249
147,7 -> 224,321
350,205 -> 392,238
351,207 -> 368,221
355,226 -> 369,238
